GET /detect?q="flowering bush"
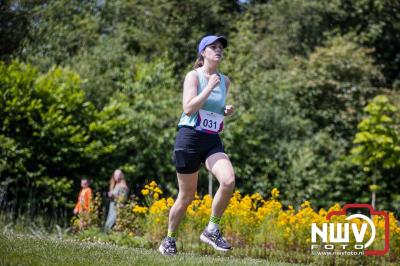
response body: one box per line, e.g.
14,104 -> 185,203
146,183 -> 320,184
114,196 -> 144,235
74,181 -> 400,261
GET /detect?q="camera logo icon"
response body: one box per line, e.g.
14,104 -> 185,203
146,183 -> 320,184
311,204 -> 390,256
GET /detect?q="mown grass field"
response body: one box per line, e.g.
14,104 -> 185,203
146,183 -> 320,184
0,233 -> 301,266
1,212 -> 398,266
1,232 -> 399,266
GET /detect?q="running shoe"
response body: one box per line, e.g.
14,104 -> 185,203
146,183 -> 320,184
158,236 -> 177,256
200,228 -> 231,251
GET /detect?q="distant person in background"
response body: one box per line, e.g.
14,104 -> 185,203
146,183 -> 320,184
104,169 -> 128,231
73,178 -> 93,215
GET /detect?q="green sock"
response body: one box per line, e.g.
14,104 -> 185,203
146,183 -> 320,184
167,230 -> 177,238
207,215 -> 221,232
209,215 -> 221,225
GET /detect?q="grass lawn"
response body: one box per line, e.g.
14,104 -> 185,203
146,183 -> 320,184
1,231 -> 397,266
0,233 -> 301,266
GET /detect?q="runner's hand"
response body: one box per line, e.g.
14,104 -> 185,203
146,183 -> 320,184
207,74 -> 220,91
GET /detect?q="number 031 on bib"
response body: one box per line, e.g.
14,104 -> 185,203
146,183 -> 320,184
195,109 -> 224,134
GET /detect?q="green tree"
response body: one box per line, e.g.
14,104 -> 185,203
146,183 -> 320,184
293,36 -> 383,141
0,61 -> 130,214
108,57 -> 181,193
101,0 -> 240,69
0,0 -> 32,58
21,0 -> 101,69
221,35 -> 383,206
66,28 -> 139,108
334,0 -> 400,85
351,95 -> 400,208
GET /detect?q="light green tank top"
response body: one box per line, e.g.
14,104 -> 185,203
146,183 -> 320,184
177,69 -> 226,133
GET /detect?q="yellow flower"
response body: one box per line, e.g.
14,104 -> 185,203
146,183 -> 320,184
149,181 -> 157,188
141,189 -> 149,196
132,205 -> 148,214
167,197 -> 174,207
271,188 -> 280,199
153,193 -> 159,200
251,192 -> 263,202
318,208 -> 327,217
232,190 -> 242,200
149,199 -> 169,214
154,187 -> 163,194
300,200 -> 311,209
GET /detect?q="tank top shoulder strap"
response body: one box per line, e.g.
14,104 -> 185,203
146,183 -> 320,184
218,73 -> 227,97
195,69 -> 206,92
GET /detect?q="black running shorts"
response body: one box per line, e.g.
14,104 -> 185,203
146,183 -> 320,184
173,126 -> 225,174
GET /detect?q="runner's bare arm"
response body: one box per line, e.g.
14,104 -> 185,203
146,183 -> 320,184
183,71 -> 220,116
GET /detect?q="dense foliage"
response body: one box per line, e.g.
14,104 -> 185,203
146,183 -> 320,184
1,0 -> 399,218
71,181 -> 400,264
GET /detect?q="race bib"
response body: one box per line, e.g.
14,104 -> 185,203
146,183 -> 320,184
195,109 -> 224,133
